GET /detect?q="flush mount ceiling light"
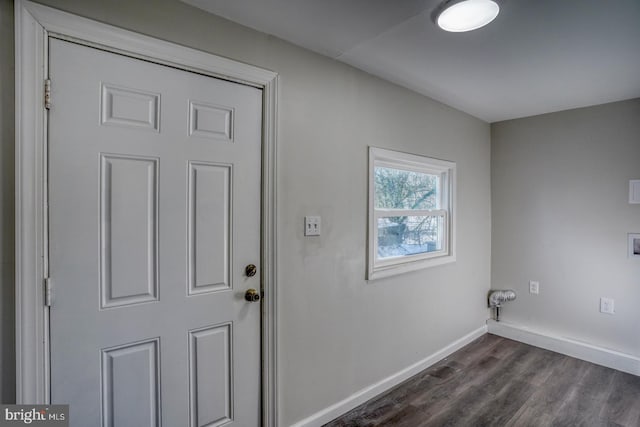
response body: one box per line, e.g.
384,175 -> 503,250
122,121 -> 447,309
432,0 -> 500,32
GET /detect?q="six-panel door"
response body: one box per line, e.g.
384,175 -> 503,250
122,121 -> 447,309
48,38 -> 262,426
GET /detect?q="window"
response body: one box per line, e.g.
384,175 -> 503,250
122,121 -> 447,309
367,147 -> 456,280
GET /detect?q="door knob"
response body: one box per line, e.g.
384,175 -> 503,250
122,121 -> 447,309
245,288 -> 260,302
245,264 -> 257,277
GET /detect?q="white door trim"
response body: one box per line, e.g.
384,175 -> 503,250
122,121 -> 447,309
14,1 -> 279,425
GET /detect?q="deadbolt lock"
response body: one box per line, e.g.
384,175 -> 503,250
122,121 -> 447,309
245,264 -> 257,277
245,288 -> 260,302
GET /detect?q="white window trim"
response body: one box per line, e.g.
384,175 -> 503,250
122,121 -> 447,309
367,147 -> 456,280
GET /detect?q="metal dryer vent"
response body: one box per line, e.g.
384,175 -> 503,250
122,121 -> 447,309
488,289 -> 516,321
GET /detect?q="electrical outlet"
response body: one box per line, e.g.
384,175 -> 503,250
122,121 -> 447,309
600,297 -> 615,314
304,216 -> 321,236
529,281 -> 539,294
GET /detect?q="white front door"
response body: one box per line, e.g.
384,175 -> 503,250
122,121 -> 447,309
48,38 -> 262,426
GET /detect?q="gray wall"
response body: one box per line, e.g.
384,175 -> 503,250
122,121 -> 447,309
0,0 -> 492,423
492,99 -> 640,357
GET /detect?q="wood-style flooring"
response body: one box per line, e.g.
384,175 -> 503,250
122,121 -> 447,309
324,334 -> 640,427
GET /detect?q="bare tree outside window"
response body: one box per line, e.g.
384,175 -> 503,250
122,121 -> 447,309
375,167 -> 442,258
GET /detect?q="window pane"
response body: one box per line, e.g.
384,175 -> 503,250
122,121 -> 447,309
377,215 -> 444,259
374,167 -> 439,210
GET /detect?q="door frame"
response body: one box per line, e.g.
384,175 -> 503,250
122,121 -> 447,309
14,1 -> 279,425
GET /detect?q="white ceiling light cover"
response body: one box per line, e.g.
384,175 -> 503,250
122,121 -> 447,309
437,0 -> 500,32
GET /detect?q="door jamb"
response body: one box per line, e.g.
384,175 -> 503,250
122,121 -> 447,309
14,1 -> 279,425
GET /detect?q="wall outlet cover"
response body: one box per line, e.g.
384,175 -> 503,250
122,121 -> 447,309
529,281 -> 539,294
629,180 -> 640,204
600,297 -> 615,315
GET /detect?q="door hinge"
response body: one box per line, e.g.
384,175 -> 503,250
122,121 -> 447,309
44,79 -> 51,110
44,277 -> 53,307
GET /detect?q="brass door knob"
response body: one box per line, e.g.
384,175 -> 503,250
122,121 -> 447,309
245,264 -> 257,277
245,288 -> 260,302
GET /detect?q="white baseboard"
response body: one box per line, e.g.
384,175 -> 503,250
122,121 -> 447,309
487,319 -> 640,376
289,325 -> 488,427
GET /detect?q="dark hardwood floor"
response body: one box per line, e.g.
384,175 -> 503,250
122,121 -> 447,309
324,334 -> 640,427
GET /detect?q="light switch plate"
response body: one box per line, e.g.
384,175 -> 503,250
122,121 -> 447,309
304,216 -> 321,236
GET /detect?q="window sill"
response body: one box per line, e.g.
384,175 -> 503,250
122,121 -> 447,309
367,254 -> 456,281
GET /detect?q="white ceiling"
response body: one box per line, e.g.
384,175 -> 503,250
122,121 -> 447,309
182,0 -> 640,122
